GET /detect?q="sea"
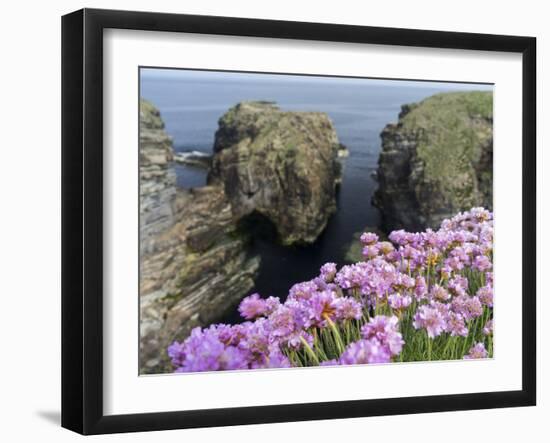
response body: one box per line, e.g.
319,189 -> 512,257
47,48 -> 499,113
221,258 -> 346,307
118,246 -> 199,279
140,69 -> 491,319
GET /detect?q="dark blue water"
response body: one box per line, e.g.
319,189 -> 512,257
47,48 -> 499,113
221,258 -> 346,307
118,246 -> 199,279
140,69 -> 490,309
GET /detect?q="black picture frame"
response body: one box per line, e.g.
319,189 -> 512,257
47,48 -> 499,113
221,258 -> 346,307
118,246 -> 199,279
61,8 -> 537,435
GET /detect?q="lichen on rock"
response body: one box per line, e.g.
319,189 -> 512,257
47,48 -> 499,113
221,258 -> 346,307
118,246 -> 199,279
208,101 -> 344,245
373,91 -> 493,231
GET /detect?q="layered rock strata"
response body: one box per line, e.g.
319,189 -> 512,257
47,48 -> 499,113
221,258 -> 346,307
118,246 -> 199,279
139,99 -> 259,373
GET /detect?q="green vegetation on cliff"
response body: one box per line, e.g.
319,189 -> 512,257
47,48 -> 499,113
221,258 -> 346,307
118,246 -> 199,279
402,91 -> 493,208
374,91 -> 493,231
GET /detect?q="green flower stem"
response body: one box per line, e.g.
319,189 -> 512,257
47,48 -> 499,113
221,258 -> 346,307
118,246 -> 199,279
300,335 -> 320,365
426,261 -> 431,289
324,315 -> 345,355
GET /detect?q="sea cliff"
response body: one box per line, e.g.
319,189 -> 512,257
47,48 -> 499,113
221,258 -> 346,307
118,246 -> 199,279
139,99 -> 259,373
373,91 -> 493,231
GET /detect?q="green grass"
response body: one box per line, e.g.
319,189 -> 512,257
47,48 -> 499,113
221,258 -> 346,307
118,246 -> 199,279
400,91 -> 493,209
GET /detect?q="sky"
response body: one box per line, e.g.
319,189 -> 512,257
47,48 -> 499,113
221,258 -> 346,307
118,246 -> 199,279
140,67 -> 494,91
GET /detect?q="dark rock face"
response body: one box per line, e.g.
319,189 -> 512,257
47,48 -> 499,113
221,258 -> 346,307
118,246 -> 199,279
373,91 -> 493,231
139,99 -> 259,373
208,101 -> 343,245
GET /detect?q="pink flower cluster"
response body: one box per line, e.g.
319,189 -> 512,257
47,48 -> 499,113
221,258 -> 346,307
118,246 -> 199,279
168,208 -> 494,372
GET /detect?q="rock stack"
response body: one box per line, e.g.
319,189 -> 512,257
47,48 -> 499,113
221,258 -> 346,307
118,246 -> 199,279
209,101 -> 343,245
373,91 -> 493,231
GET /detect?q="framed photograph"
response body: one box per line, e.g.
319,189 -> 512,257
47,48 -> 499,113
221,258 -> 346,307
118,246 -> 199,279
61,8 -> 536,434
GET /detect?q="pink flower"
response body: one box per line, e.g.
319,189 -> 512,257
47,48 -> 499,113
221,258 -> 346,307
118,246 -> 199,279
339,339 -> 391,365
303,290 -> 339,328
361,315 -> 404,356
360,232 -> 379,245
362,244 -> 380,259
464,342 -> 488,359
430,284 -> 451,302
238,293 -> 268,320
319,262 -> 338,282
388,292 -> 412,311
477,285 -> 494,307
413,305 -> 446,338
473,254 -> 492,272
334,297 -> 363,321
446,312 -> 468,337
414,276 -> 428,301
483,319 -> 493,336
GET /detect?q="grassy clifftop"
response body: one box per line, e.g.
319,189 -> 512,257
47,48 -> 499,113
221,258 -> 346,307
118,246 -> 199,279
374,91 -> 493,231
402,91 -> 493,198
